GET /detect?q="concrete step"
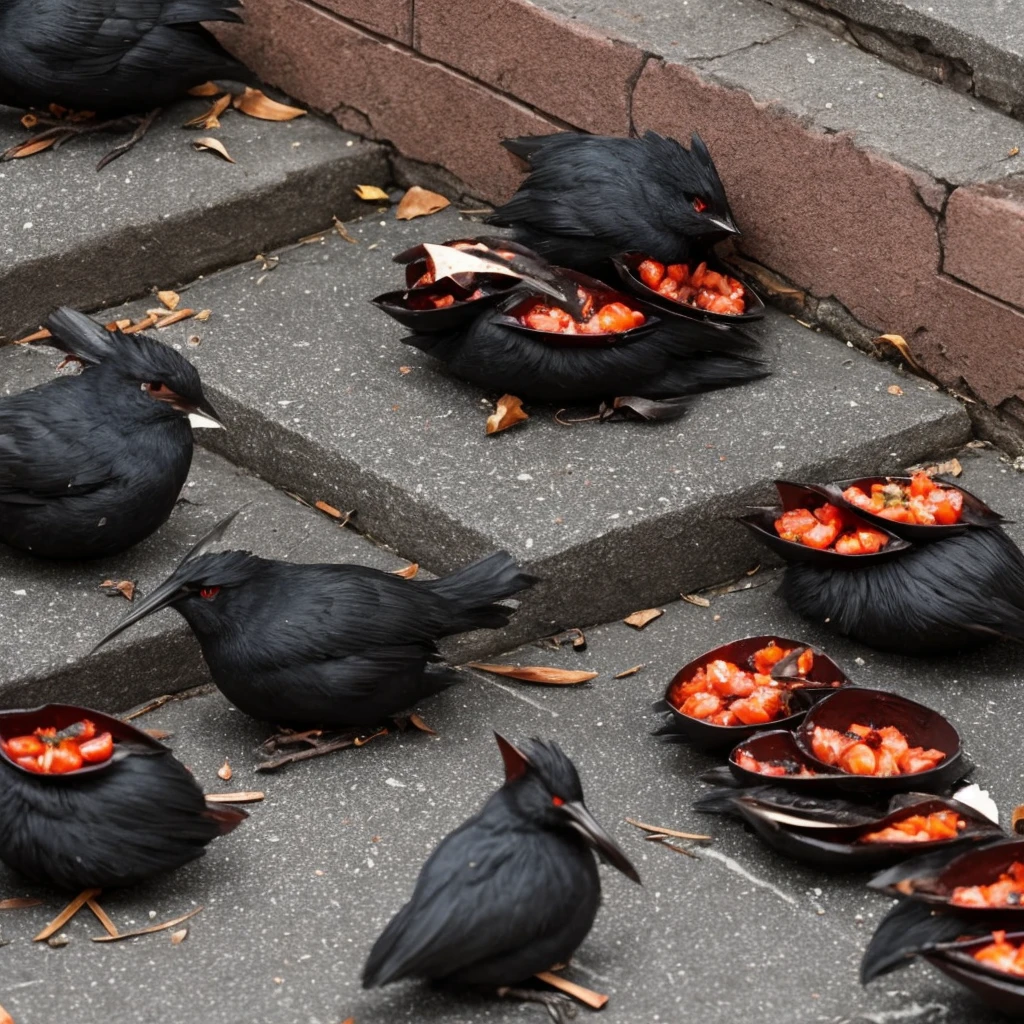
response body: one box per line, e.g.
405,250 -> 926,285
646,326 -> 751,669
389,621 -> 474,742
0,93 -> 388,340
779,0 -> 1024,117
0,205 -> 970,653
1,447 -> 1018,1024
215,0 -> 1024,448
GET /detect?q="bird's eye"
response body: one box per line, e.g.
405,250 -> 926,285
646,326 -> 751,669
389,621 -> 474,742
200,587 -> 220,600
143,381 -> 172,396
551,795 -> 564,807
692,197 -> 708,214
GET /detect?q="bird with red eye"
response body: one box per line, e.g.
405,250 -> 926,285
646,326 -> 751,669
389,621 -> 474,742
0,307 -> 225,560
200,586 -> 220,600
487,130 -> 739,272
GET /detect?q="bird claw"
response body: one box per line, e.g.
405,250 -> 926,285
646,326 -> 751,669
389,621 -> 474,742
497,987 -> 577,1022
255,725 -> 390,772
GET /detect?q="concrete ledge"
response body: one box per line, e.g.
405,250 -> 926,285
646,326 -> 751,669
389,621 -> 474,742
0,95 -> 388,340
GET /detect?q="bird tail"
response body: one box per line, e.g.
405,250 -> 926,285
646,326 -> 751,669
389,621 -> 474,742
425,551 -> 538,632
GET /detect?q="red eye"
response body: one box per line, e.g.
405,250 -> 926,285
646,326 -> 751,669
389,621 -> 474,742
552,795 -> 564,807
144,381 -> 172,396
692,197 -> 708,213
200,587 -> 220,600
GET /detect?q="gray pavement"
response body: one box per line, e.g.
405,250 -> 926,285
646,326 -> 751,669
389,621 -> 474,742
2,445 -> 1021,1024
0,95 -> 387,339
9,207 -> 969,653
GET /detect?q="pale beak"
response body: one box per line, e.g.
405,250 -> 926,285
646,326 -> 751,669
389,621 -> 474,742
187,410 -> 225,430
709,216 -> 740,236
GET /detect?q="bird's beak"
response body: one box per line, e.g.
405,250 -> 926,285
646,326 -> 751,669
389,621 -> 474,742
561,802 -> 641,884
709,216 -> 740,236
91,575 -> 190,652
184,397 -> 225,430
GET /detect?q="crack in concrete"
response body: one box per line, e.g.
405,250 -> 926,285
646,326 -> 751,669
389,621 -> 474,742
625,52 -> 654,137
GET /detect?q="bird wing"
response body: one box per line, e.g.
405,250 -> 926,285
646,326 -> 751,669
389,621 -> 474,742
0,393 -> 118,503
364,813 -> 565,986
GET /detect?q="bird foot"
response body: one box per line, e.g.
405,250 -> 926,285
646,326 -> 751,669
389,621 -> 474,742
497,987 -> 578,1022
2,108 -> 161,170
255,725 -> 390,772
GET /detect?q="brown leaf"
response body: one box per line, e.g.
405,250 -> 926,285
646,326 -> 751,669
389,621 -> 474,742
393,563 -> 419,579
35,889 -> 101,941
0,1001 -> 14,1024
233,87 -> 306,121
625,818 -> 712,841
170,928 -> 188,945
99,579 -> 136,601
1009,146 -> 1020,158
534,972 -> 608,1011
398,366 -> 412,375
315,500 -> 344,518
874,333 -> 925,374
468,663 -> 598,685
157,290 -> 181,311
5,137 -> 57,159
21,113 -> 38,129
682,593 -> 711,608
623,608 -> 663,629
183,93 -> 232,129
217,761 -> 232,781
205,791 -> 264,803
15,328 -> 52,345
105,318 -> 132,331
887,384 -> 903,396
92,906 -> 202,943
192,137 -> 234,163
333,217 -> 357,244
0,897 -> 43,910
188,81 -> 220,97
916,457 -> 963,478
614,664 -> 644,678
194,309 -> 212,322
486,394 -> 529,435
154,309 -> 195,328
395,186 -> 450,221
354,184 -> 389,202
408,713 -> 437,736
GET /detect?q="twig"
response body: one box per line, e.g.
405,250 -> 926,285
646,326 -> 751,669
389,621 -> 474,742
535,971 -> 609,1010
92,906 -> 202,943
205,791 -> 265,803
86,898 -> 119,937
34,888 -> 101,941
123,695 -> 174,720
625,818 -> 712,841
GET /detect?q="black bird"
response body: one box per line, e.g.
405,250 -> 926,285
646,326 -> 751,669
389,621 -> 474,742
0,307 -> 223,560
0,0 -> 250,167
363,734 -> 640,1021
93,513 -> 536,758
487,131 -> 739,270
0,703 -> 246,925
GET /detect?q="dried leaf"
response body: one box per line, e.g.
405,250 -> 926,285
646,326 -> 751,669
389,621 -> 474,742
354,184 -> 389,202
205,791 -> 264,803
183,93 -> 232,129
154,309 -> 195,328
192,137 -> 235,163
99,579 -> 136,601
188,82 -> 220,97
1009,146 -> 1020,158
5,137 -> 57,159
625,818 -> 712,841
535,972 -> 608,1010
395,186 -> 450,220
233,87 -> 306,121
35,889 -> 101,941
87,898 -> 118,937
398,366 -> 412,375
408,713 -> 437,736
486,394 -> 529,435
610,395 -> 690,421
122,314 -> 159,335
21,113 -> 38,129
623,608 -> 663,629
682,593 -> 711,608
157,290 -> 181,311
918,457 -> 963,478
887,384 -> 903,396
0,1001 -> 13,1024
170,928 -> 188,945
468,663 -> 598,685
614,664 -> 644,678
105,318 -> 132,330
315,500 -> 345,519
0,897 -> 42,910
194,309 -> 212,322
392,563 -> 419,579
92,906 -> 202,943
217,761 -> 232,781
333,217 -> 357,243
15,328 -> 52,345
874,333 -> 924,374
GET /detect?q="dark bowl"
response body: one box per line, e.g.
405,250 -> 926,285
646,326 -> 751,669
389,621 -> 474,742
494,269 -> 659,349
610,251 -> 766,325
660,634 -> 850,751
794,688 -> 965,796
0,703 -> 166,780
728,729 -> 844,793
732,793 -> 1002,870
827,475 -> 1007,542
739,480 -> 913,567
927,932 -> 1024,1014
371,281 -> 505,334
